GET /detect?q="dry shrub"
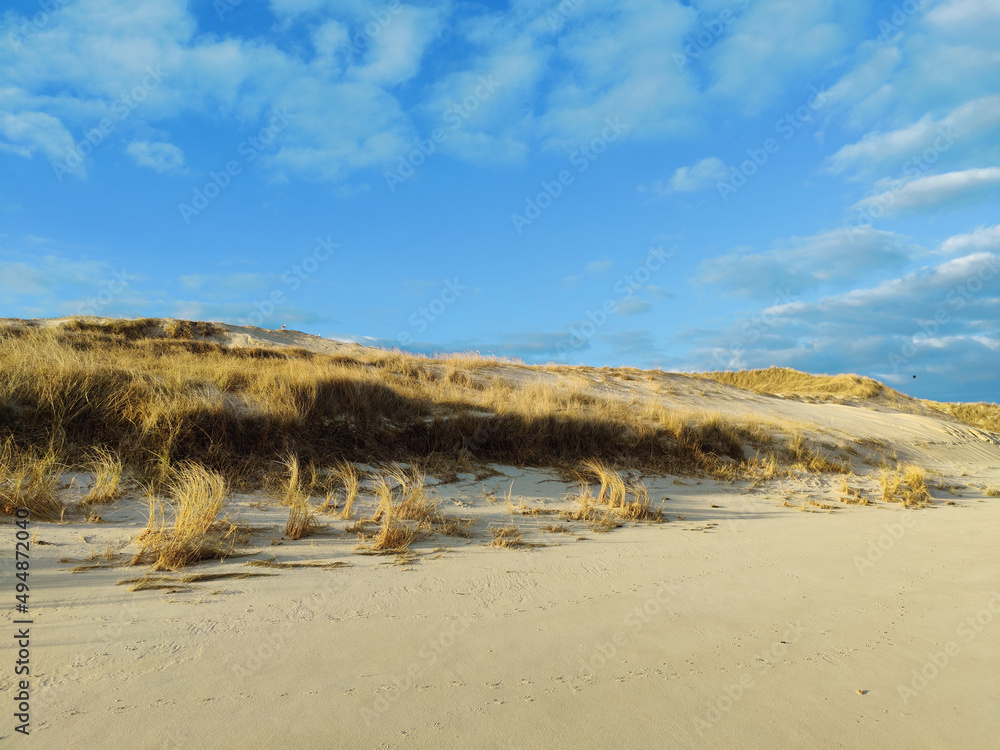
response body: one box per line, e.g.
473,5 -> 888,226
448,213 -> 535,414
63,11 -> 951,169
880,464 -> 933,508
489,525 -> 525,548
82,448 -> 125,504
0,440 -> 64,520
356,474 -> 416,553
131,463 -> 238,570
285,499 -> 320,540
788,434 -> 850,474
575,459 -> 663,523
164,319 -> 224,340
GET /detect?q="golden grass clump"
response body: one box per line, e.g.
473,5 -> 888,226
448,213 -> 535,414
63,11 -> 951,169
0,440 -> 64,520
285,498 -> 320,540
132,463 -> 238,570
699,367 -> 891,401
560,460 -> 662,529
788,434 -> 850,474
334,460 -> 362,518
82,448 -> 126,504
368,484 -> 416,552
489,525 -> 525,548
880,464 -> 933,508
986,486 -> 1000,498
926,401 -> 1000,434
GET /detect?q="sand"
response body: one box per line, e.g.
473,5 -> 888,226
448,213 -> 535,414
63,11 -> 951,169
2,319 -> 999,748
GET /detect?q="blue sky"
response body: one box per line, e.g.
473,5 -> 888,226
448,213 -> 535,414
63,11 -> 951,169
1,0 -> 998,401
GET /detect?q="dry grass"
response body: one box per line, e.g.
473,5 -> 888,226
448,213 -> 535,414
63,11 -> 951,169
284,499 -> 320,540
699,367 -> 894,401
355,474 -> 417,553
81,448 -> 126,504
489,525 -> 526,548
0,439 -> 64,520
788,434 -> 850,474
560,460 -> 663,530
130,463 -> 239,570
334,460 -> 362,519
926,401 -> 1000,433
0,320 -> 787,491
880,464 -> 933,508
986,486 -> 1000,498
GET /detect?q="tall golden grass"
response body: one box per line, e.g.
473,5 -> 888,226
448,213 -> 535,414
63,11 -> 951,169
0,439 -> 64,520
699,368 -> 892,401
131,463 -> 238,570
0,321 -> 778,488
880,464 -> 933,508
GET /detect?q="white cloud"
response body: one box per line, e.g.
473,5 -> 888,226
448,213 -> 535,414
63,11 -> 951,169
666,156 -> 728,193
697,227 -> 917,297
825,95 -> 1000,177
706,0 -> 863,114
0,110 -> 77,163
854,167 -> 1000,216
126,140 -> 185,173
585,259 -> 613,275
616,296 -> 651,315
685,246 -> 1000,400
941,224 -> 1000,254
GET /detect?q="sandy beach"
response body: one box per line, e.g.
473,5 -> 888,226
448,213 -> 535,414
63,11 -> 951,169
3,320 -> 998,749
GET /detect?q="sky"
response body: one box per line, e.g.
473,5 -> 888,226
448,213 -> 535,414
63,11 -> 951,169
1,0 -> 998,402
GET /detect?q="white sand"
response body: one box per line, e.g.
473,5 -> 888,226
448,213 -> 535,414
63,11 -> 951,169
2,319 -> 999,747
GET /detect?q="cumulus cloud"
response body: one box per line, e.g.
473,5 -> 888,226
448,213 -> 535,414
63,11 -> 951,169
126,140 -> 185,173
853,167 -> 1000,216
685,247 -> 1000,400
941,224 -> 1000,254
696,227 -> 917,298
0,111 -> 77,163
585,258 -> 613,275
825,95 -> 1000,177
642,156 -> 728,195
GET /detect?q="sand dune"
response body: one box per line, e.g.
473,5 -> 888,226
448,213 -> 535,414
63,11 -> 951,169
1,318 -> 998,748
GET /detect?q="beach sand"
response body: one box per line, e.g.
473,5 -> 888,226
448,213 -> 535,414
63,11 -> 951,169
2,320 -> 998,748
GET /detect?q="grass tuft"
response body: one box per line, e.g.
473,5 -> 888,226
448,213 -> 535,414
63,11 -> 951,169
880,464 -> 933,508
0,440 -> 64,520
81,448 -> 126,504
131,463 -> 238,570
